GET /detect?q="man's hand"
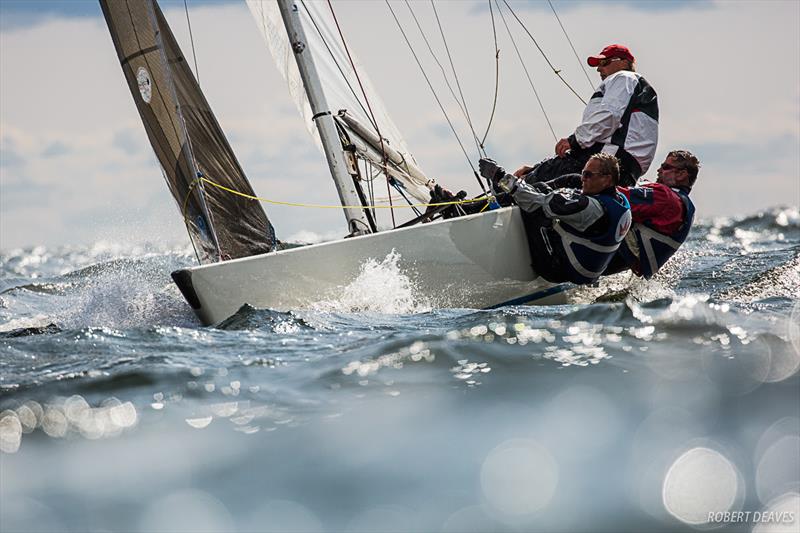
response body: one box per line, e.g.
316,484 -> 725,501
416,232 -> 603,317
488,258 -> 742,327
555,138 -> 571,157
513,165 -> 534,178
430,184 -> 455,202
478,158 -> 505,183
479,158 -> 519,194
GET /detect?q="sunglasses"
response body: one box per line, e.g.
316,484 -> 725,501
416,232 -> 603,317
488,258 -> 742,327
597,57 -> 623,67
581,170 -> 608,179
659,163 -> 684,171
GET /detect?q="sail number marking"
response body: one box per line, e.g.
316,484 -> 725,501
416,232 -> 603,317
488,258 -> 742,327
137,67 -> 152,104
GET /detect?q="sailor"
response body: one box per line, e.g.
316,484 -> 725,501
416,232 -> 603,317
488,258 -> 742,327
515,44 -> 659,187
607,150 -> 699,278
539,150 -> 700,279
479,153 -> 632,285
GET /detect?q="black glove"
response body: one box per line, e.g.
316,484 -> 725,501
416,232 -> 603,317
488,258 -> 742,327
427,185 -> 468,219
479,158 -> 519,194
478,158 -> 505,185
430,184 -> 455,202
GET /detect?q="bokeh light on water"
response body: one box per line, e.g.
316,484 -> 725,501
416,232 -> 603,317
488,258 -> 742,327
480,439 -> 558,517
242,499 -> 323,533
661,446 -> 742,525
0,410 -> 22,453
138,489 -> 234,533
752,492 -> 800,533
0,396 -> 137,453
755,418 -> 800,505
1,212 -> 799,531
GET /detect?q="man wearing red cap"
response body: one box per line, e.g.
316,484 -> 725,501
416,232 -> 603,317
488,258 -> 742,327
515,44 -> 659,187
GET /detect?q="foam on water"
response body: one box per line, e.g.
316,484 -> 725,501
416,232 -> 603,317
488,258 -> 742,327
0,314 -> 54,334
314,250 -> 431,314
60,259 -> 196,330
1,245 -> 198,331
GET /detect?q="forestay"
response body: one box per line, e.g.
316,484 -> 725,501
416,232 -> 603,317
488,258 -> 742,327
100,0 -> 276,263
247,0 -> 432,204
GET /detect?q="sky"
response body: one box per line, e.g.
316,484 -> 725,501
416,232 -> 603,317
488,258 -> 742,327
1,0 -> 798,250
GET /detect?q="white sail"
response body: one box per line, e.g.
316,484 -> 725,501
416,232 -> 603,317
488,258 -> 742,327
247,0 -> 432,203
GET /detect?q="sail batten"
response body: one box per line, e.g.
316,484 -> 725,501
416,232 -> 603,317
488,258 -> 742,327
100,0 -> 276,263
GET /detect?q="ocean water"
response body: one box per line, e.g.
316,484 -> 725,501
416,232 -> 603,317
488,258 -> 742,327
1,207 -> 799,533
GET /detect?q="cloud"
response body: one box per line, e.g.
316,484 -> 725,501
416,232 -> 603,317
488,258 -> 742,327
0,133 -> 24,169
693,135 -> 799,173
0,2 -> 98,32
41,141 -> 71,158
502,0 -> 716,13
0,0 -> 234,31
0,0 -> 798,250
112,128 -> 147,156
0,177 -> 53,205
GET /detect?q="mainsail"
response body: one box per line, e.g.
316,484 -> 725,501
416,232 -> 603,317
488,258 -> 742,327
247,0 -> 432,205
100,0 -> 276,263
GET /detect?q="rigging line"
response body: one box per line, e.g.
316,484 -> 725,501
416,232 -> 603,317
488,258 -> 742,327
182,0 -> 200,82
501,0 -> 586,105
365,160 -> 376,221
495,0 -> 557,141
148,1 -> 220,258
429,1 -> 485,157
325,0 -> 396,227
391,180 -> 423,217
299,0 -> 376,131
385,0 -> 486,193
547,0 -> 594,91
403,0 -> 481,157
386,164 -> 396,227
480,0 -> 500,148
424,0 -> 483,156
198,176 -> 487,209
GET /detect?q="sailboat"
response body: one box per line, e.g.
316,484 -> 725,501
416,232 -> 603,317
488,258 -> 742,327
100,0 -> 571,325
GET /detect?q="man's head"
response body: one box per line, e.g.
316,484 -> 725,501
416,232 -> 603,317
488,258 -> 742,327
588,44 -> 635,80
656,150 -> 700,190
581,153 -> 619,194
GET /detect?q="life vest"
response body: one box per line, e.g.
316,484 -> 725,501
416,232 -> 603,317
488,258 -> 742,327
619,189 -> 695,278
553,190 -> 632,284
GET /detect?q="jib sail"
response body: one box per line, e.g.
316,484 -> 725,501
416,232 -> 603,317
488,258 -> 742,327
100,0 -> 276,263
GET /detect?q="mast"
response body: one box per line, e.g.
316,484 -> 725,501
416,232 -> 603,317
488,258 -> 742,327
277,0 -> 372,236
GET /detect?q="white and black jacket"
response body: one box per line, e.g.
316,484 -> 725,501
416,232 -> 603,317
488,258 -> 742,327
507,180 -> 632,284
568,71 -> 659,176
512,182 -> 607,232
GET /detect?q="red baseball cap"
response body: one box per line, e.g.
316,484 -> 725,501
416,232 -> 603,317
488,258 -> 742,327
587,44 -> 635,67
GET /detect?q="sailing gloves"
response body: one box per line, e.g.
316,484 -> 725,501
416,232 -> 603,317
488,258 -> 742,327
428,185 -> 468,219
479,158 -> 518,195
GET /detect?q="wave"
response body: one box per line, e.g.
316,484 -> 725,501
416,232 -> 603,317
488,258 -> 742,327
1,205 -> 797,337
0,253 -> 198,331
0,323 -> 61,338
697,206 -> 800,232
718,251 -> 800,302
215,305 -> 314,333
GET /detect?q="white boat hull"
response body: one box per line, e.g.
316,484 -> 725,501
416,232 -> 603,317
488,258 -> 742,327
172,207 -> 571,325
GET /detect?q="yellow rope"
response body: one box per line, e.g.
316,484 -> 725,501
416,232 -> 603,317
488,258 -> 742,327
181,178 -> 200,224
198,177 -> 489,210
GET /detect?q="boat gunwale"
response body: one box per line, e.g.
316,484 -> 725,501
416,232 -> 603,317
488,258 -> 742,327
179,205 -> 518,273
